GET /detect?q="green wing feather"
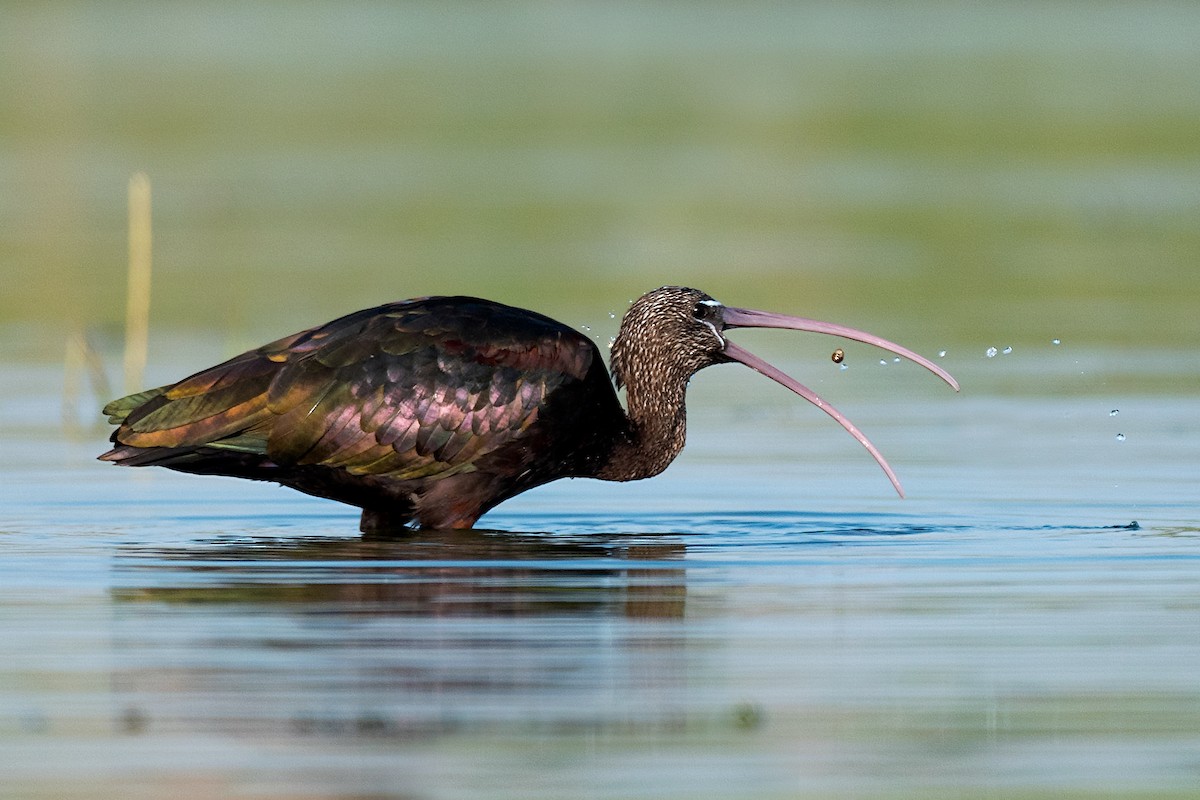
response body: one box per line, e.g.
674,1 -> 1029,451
103,297 -> 598,484
103,387 -> 169,424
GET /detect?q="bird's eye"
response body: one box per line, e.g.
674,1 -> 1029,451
692,304 -> 706,319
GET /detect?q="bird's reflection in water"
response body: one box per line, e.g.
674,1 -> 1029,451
113,527 -> 686,618
108,528 -> 694,742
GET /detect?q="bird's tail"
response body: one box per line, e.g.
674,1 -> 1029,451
102,386 -> 169,426
100,386 -> 178,466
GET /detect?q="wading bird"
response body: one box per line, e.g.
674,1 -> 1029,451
101,286 -> 958,531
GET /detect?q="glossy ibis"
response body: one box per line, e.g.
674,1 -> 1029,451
101,286 -> 958,530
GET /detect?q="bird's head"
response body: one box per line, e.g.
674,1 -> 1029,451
610,287 -> 729,388
611,285 -> 959,497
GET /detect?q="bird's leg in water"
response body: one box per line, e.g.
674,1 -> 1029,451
359,509 -> 417,533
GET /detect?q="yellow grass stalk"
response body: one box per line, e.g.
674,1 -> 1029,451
124,172 -> 152,394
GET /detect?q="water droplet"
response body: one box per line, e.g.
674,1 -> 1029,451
986,347 -> 998,358
609,312 -> 616,319
879,359 -> 887,366
581,325 -> 591,332
1116,433 -> 1126,442
938,350 -> 947,358
1052,338 -> 1061,345
1002,346 -> 1013,355
893,357 -> 901,363
1109,409 -> 1119,417
839,363 -> 848,371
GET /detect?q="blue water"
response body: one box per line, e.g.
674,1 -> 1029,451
2,354 -> 1198,799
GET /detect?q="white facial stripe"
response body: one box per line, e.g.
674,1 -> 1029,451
701,318 -> 725,347
697,299 -> 725,347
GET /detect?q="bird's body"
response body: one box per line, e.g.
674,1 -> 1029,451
102,287 -> 958,530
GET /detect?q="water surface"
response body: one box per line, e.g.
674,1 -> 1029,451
2,354 -> 1197,799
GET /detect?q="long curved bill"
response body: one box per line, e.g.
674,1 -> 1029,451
719,306 -> 960,498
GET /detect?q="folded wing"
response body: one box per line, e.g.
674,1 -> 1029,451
102,297 -> 597,485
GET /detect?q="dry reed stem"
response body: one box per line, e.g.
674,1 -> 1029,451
124,172 -> 152,394
63,330 -> 112,435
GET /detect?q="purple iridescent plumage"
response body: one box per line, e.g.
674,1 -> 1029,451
101,287 -> 958,530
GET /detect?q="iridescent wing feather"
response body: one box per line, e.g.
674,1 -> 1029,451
102,298 -> 598,489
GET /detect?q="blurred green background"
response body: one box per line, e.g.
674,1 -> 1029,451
3,1 -> 1198,360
